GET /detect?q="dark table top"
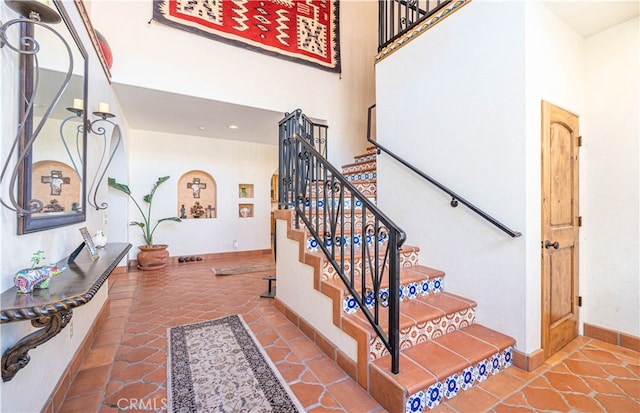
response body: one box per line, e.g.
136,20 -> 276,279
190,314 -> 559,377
1,242 -> 131,323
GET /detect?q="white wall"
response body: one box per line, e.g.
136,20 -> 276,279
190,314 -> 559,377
376,0 -> 640,359
121,129 -> 278,258
0,1 -> 123,410
524,0 -> 586,352
581,17 -> 639,337
376,1 -> 529,350
89,0 -> 378,169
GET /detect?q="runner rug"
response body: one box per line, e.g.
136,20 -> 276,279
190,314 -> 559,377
153,0 -> 341,72
167,315 -> 303,412
211,261 -> 275,276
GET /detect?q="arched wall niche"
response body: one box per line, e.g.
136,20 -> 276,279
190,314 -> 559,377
31,160 -> 81,214
178,170 -> 217,219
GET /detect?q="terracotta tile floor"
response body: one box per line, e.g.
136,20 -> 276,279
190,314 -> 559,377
59,258 -> 640,412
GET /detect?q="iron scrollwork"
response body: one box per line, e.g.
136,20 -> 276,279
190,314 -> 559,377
1,310 -> 73,382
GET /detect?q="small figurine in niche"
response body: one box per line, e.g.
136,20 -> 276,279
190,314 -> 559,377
240,185 -> 247,198
43,199 -> 65,212
191,201 -> 205,218
180,204 -> 187,219
205,204 -> 213,218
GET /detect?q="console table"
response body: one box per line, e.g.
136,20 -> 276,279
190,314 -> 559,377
0,242 -> 131,382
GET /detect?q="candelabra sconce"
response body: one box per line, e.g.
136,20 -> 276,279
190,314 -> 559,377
87,103 -> 121,210
59,99 -> 85,180
0,0 -> 72,216
2,0 -> 61,25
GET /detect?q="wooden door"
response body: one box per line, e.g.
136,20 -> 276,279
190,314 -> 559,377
541,101 -> 580,359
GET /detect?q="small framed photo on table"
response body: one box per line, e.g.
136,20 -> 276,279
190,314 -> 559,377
79,227 -> 100,261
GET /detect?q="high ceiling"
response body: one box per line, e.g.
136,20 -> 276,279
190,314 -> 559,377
112,1 -> 638,145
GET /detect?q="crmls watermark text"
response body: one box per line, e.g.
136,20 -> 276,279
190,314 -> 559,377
117,398 -> 167,410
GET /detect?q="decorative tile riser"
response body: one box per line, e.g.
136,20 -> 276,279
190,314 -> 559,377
307,182 -> 377,198
342,160 -> 377,174
344,170 -> 377,181
353,153 -> 377,163
321,250 -> 419,281
302,197 -> 377,211
369,307 -> 476,361
301,222 -> 384,243
342,277 -> 444,315
306,233 -> 390,253
405,347 -> 514,412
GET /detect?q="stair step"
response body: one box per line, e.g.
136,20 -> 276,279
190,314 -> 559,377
343,167 -> 377,182
369,324 -> 515,413
355,150 -> 377,159
308,179 -> 377,197
345,292 -> 477,359
319,245 -> 421,280
301,197 -> 376,211
323,265 -> 446,310
304,229 -> 390,252
342,159 -> 377,173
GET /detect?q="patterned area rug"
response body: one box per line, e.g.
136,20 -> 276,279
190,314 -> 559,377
167,315 -> 303,412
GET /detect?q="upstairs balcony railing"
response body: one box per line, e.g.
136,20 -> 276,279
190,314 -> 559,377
279,109 -> 406,374
379,0 -> 452,50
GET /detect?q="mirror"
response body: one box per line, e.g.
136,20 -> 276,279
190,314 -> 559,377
17,0 -> 88,234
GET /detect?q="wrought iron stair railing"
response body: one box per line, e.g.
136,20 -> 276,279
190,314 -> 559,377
379,0 -> 453,51
367,104 -> 522,238
279,110 -> 406,374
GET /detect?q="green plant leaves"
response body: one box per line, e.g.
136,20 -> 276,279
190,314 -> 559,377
108,176 -> 180,247
107,177 -> 131,195
159,217 -> 182,223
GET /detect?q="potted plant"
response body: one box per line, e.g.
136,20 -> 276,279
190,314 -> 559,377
108,176 -> 181,270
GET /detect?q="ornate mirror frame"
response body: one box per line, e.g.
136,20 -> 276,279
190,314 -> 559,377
17,0 -> 89,234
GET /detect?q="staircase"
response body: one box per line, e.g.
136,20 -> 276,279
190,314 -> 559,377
276,146 -> 515,413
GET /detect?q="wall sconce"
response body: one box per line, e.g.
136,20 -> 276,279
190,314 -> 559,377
0,1 -> 72,215
59,99 -> 85,180
87,103 -> 121,210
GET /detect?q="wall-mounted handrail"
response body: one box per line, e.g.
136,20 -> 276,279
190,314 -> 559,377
279,109 -> 405,374
367,104 -> 522,238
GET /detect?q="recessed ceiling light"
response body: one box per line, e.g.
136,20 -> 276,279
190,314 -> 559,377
228,124 -> 239,129
198,126 -> 206,130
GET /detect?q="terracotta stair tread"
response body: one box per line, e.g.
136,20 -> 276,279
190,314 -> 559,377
308,244 -> 420,264
457,323 -> 516,350
342,159 -> 377,169
343,165 -> 377,173
370,324 -> 516,409
371,354 -> 438,399
417,291 -> 477,314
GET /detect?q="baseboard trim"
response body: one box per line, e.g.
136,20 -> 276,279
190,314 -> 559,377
127,248 -> 273,271
511,347 -> 545,372
42,298 -> 111,413
274,297 -> 358,383
584,323 -> 640,353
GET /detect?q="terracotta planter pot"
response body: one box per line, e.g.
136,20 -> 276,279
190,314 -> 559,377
137,244 -> 169,270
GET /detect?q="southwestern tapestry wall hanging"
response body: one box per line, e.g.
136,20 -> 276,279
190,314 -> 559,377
153,0 -> 341,73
